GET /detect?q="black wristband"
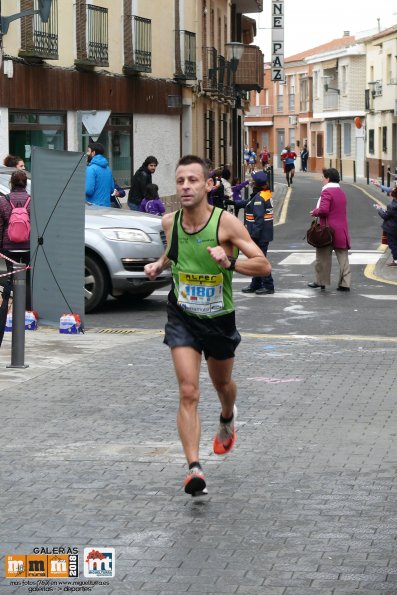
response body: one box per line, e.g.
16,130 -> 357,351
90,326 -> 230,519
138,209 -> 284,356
227,257 -> 237,271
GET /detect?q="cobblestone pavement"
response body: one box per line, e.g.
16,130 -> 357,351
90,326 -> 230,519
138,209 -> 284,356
1,328 -> 397,594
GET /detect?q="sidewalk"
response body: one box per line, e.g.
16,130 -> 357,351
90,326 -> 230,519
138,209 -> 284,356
1,325 -> 397,594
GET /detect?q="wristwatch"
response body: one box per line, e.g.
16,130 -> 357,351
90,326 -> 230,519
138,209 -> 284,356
227,257 -> 237,271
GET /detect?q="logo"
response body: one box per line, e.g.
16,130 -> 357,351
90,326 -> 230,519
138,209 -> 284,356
5,553 -> 78,578
84,548 -> 115,578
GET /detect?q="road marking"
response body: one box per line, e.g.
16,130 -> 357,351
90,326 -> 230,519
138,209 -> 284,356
279,251 -> 383,265
361,294 -> 397,300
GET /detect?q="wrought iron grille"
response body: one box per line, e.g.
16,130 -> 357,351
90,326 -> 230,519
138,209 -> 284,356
203,47 -> 218,92
85,5 -> 108,64
127,15 -> 152,71
176,30 -> 196,79
20,0 -> 58,58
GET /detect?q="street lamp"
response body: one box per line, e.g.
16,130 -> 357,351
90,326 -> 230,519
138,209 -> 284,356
225,42 -> 245,73
225,42 -> 245,181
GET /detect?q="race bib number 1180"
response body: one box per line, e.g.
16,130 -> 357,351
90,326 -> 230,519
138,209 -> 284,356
177,272 -> 224,314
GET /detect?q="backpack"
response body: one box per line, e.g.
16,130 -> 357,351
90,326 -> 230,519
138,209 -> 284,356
7,195 -> 31,243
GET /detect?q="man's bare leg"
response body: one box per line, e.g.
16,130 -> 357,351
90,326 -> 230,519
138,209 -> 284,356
207,356 -> 236,418
171,346 -> 202,465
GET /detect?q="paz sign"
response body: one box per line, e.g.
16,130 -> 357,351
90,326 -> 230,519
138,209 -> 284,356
271,1 -> 284,82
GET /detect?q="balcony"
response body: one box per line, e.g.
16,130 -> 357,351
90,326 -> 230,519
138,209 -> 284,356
246,105 -> 273,117
124,15 -> 152,74
75,4 -> 108,68
19,0 -> 58,61
174,31 -> 196,80
323,93 -> 339,110
233,0 -> 263,13
233,45 -> 264,92
202,47 -> 218,93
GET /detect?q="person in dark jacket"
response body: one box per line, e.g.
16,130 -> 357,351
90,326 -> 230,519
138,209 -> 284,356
128,156 -> 158,211
241,171 -> 275,295
0,169 -> 31,308
85,142 -> 115,207
375,187 -> 397,267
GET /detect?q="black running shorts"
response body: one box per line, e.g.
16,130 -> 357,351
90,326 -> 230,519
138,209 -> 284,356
164,301 -> 241,360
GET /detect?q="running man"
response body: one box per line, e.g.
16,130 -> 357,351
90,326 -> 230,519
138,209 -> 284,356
280,145 -> 297,187
144,155 -> 271,496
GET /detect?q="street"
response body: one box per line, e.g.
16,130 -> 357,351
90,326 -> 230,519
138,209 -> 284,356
86,172 -> 397,338
1,171 -> 397,595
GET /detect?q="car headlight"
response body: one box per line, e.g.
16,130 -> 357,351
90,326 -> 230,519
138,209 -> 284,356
101,228 -> 152,243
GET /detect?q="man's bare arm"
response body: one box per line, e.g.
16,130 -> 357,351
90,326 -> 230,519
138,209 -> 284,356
216,211 -> 271,277
144,212 -> 173,280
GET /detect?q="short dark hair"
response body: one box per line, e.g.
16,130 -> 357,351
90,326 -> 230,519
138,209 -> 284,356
10,170 -> 28,190
221,167 -> 231,180
323,167 -> 340,183
176,155 -> 210,180
88,142 -> 105,155
145,183 -> 159,199
4,155 -> 23,168
143,155 -> 158,167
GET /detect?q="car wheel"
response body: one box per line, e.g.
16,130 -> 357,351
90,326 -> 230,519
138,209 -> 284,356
85,254 -> 109,313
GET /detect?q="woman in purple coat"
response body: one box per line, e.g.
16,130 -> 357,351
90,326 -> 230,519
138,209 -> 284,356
307,168 -> 351,292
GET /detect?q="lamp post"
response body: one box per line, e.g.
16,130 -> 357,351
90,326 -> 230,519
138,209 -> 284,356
225,42 -> 244,181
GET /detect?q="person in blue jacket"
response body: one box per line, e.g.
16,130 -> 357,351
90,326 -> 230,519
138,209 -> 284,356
241,170 -> 275,295
85,142 -> 115,207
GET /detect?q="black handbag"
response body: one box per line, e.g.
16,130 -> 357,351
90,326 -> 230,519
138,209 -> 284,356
306,218 -> 334,248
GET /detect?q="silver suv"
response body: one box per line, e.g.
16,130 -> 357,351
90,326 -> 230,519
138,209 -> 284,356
0,167 -> 171,312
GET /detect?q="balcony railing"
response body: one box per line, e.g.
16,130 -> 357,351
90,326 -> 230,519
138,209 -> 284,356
246,105 -> 273,117
19,0 -> 58,60
175,31 -> 196,80
124,15 -> 152,73
217,55 -> 234,97
323,93 -> 339,110
76,4 -> 108,67
203,47 -> 218,92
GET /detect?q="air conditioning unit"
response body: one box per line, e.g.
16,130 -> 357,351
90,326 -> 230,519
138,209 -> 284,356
288,115 -> 298,126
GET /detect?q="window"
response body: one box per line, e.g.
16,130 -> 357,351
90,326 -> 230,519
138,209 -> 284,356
326,122 -> 333,154
382,126 -> 387,152
205,110 -> 215,164
341,65 -> 348,95
76,2 -> 109,66
343,123 -> 351,155
9,111 -> 66,171
368,129 -> 374,154
313,71 -> 319,99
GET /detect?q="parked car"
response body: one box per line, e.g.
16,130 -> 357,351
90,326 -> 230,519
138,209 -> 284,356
0,167 -> 171,312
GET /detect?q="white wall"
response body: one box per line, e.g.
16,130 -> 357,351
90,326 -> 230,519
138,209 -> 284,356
133,114 -> 180,196
0,108 -> 10,164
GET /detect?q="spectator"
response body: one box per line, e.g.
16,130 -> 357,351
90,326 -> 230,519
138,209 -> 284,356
3,155 -> 25,170
0,169 -> 31,308
241,171 -> 275,295
140,183 -> 165,216
308,167 -> 351,292
128,156 -> 158,211
300,144 -> 309,172
375,187 -> 397,267
110,183 -> 126,208
85,142 -> 115,207
229,177 -> 249,218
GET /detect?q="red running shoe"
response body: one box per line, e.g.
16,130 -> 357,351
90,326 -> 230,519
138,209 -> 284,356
184,466 -> 206,496
213,405 -> 237,455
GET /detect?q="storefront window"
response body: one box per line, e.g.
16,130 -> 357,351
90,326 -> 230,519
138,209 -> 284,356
9,112 -> 66,171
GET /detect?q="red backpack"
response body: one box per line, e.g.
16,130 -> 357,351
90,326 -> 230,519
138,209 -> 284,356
7,195 -> 31,243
